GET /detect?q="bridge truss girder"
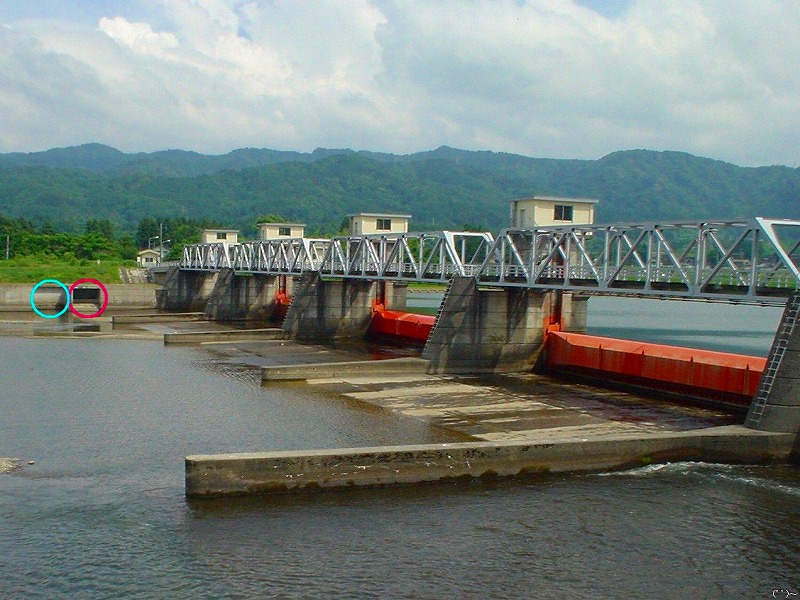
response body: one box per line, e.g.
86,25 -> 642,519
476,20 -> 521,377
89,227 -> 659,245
181,238 -> 330,274
319,231 -> 495,282
477,218 -> 800,304
178,218 -> 798,304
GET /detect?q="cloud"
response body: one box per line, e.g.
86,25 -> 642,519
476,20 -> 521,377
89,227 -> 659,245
0,0 -> 798,166
98,16 -> 179,57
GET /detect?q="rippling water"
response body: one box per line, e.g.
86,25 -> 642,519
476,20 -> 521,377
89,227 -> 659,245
1,299 -> 798,598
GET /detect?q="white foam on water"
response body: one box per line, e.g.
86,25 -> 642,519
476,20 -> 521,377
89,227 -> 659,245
596,461 -> 715,477
597,461 -> 800,496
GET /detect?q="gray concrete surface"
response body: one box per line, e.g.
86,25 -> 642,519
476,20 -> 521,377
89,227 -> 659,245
185,426 -> 794,497
262,357 -> 430,381
164,328 -> 285,344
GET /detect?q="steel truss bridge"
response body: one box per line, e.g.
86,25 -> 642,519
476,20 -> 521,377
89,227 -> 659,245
180,217 -> 800,305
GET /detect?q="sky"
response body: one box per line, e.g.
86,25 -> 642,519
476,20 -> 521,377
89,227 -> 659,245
0,0 -> 798,167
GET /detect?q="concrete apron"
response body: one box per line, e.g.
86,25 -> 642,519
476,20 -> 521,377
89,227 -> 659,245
186,425 -> 794,498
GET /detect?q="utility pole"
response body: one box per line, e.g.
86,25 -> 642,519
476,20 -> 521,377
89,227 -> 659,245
159,221 -> 164,264
5,231 -> 9,260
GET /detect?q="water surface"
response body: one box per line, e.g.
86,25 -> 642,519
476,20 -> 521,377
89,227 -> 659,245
1,299 -> 798,598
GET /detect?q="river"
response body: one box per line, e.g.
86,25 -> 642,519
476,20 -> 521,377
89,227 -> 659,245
1,297 -> 798,598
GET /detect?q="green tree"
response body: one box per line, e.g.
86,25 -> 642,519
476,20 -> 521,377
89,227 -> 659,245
85,218 -> 114,240
135,217 -> 160,249
116,234 -> 137,260
254,214 -> 287,225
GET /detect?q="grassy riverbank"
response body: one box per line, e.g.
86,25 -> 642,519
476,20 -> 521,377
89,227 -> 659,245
0,256 -> 133,283
407,282 -> 447,292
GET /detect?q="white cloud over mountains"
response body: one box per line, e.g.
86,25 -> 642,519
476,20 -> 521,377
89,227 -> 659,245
0,0 -> 797,166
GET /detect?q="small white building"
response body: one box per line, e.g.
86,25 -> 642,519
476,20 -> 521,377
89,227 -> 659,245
348,213 -> 411,236
509,196 -> 598,228
201,229 -> 239,244
257,222 -> 306,240
136,248 -> 160,266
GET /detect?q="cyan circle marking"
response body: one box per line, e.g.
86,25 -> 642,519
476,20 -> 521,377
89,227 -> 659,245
30,279 -> 71,319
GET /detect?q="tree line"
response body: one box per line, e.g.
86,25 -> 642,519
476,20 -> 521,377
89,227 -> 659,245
1,148 -> 798,256
0,214 -> 223,262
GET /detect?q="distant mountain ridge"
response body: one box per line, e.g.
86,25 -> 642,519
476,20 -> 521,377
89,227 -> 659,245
0,144 -> 797,235
0,143 -> 345,176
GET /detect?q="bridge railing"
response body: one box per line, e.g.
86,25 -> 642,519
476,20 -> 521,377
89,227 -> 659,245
319,231 -> 495,282
477,218 -> 800,302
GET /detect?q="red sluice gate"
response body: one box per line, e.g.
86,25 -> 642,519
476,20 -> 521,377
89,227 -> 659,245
545,331 -> 766,408
370,307 -> 435,342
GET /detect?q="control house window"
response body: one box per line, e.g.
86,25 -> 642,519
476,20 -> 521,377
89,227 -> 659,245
554,205 -> 574,221
278,227 -> 291,236
216,232 -> 228,240
376,218 -> 391,231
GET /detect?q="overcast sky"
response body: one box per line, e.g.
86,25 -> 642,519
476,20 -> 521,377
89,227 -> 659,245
0,0 -> 797,167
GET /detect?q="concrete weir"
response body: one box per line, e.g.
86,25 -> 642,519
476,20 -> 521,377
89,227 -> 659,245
164,328 -> 285,344
185,426 -> 794,498
112,312 -> 206,324
261,357 -> 429,381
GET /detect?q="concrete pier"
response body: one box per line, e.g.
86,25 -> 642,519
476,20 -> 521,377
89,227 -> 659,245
204,269 -> 289,322
157,267 -> 218,312
185,426 -> 794,497
422,277 -> 587,374
282,273 -> 378,341
746,292 -> 800,435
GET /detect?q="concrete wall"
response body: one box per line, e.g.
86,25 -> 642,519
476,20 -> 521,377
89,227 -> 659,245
157,267 -> 218,312
746,292 -> 800,436
105,284 -> 158,307
282,273 -> 378,341
185,426 -> 795,497
204,269 -> 281,321
423,277 -> 555,373
0,282 -> 157,310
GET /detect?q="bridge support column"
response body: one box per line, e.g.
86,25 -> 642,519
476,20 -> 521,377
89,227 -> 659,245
204,269 -> 283,321
560,293 -> 588,332
157,267 -> 218,312
376,281 -> 407,311
745,292 -> 800,444
282,273 -> 379,341
423,277 -> 571,373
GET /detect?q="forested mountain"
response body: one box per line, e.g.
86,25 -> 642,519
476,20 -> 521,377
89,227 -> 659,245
0,144 -> 797,237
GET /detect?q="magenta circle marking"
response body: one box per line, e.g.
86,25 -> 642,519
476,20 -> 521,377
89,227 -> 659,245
68,279 -> 109,319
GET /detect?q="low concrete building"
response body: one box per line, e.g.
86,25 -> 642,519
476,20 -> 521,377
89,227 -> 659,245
201,229 -> 239,244
348,213 -> 411,236
510,195 -> 598,228
257,222 -> 306,240
136,248 -> 160,266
